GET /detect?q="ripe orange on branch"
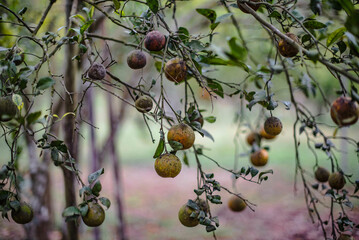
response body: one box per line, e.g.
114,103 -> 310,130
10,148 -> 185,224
228,196 -> 246,212
330,96 -> 359,127
250,149 -> 269,167
164,58 -> 187,83
167,123 -> 195,150
264,116 -> 282,136
144,31 -> 166,51
278,32 -> 300,58
154,153 -> 182,178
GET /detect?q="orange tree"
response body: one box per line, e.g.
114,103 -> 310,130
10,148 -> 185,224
0,0 -> 359,240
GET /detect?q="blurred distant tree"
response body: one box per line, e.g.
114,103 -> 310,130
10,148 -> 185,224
0,0 -> 358,240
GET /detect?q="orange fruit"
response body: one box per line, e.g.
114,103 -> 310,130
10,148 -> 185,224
167,123 -> 195,150
82,202 -> 105,227
127,50 -> 146,69
328,172 -> 346,190
154,153 -> 182,178
228,196 -> 246,212
330,96 -> 359,126
264,116 -> 282,136
88,62 -> 106,80
246,132 -> 261,145
278,32 -> 300,58
0,96 -> 18,122
314,167 -> 330,182
259,127 -> 276,140
250,149 -> 269,167
178,204 -> 199,227
11,202 -> 34,224
237,0 -> 261,13
164,58 -> 187,83
135,96 -> 153,113
144,31 -> 166,51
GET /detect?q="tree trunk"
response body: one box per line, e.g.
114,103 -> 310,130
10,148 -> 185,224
62,0 -> 79,239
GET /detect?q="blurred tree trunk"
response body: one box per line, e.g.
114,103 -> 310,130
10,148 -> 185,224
86,88 -> 101,240
62,0 -> 79,240
108,91 -> 128,240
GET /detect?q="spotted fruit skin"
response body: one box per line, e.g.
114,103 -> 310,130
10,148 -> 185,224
314,167 -> 330,182
328,172 -> 346,190
135,96 -> 153,113
264,116 -> 282,136
237,0 -> 261,13
0,96 -> 18,122
250,149 -> 268,167
259,127 -> 276,140
127,50 -> 147,69
178,204 -> 199,227
228,196 -> 246,212
88,63 -> 106,80
164,58 -> 187,83
278,32 -> 300,58
144,31 -> 166,51
167,123 -> 195,150
11,202 -> 34,224
330,96 -> 359,127
82,202 -> 105,227
154,153 -> 182,178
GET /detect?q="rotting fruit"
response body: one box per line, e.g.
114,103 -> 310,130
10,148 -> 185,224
228,196 -> 246,212
154,153 -> 182,178
0,96 -> 18,122
178,204 -> 199,227
164,58 -> 187,83
144,31 -> 166,51
88,62 -> 106,80
330,96 -> 359,127
264,116 -> 282,136
250,149 -> 268,167
82,202 -> 105,227
328,172 -> 346,190
314,166 -> 330,183
237,0 -> 261,13
259,127 -> 276,140
127,50 -> 146,69
246,132 -> 261,145
11,202 -> 34,224
167,123 -> 195,150
135,96 -> 153,113
278,32 -> 300,58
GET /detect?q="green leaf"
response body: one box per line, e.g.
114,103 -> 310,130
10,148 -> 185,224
196,9 -> 217,23
88,168 -> 104,184
79,203 -> 89,217
204,116 -> 216,123
183,152 -> 189,166
99,197 -> 111,209
215,13 -> 233,23
27,111 -> 41,124
207,79 -> 224,98
36,77 -> 55,90
80,20 -> 94,35
327,27 -> 346,47
146,0 -> 159,14
92,180 -> 102,196
250,167 -> 259,178
345,10 -> 359,38
113,0 -> 121,10
51,148 -> 59,162
227,37 -> 247,61
10,200 -> 20,211
338,0 -> 354,15
268,11 -> 281,19
12,94 -> 23,107
153,138 -> 165,158
168,140 -> 184,151
303,20 -> 326,29
177,27 -> 189,42
62,206 -> 81,217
